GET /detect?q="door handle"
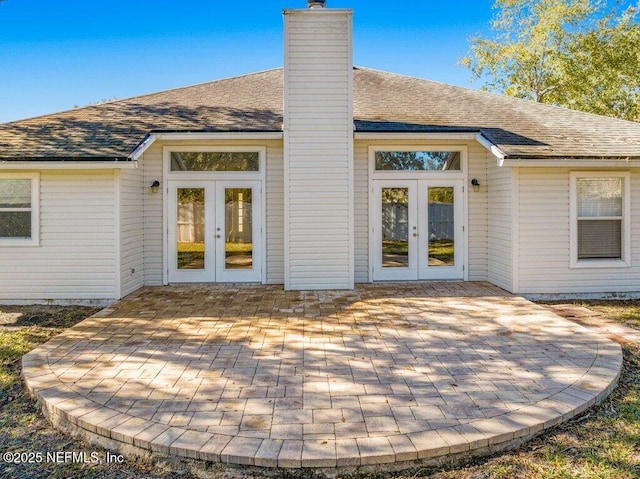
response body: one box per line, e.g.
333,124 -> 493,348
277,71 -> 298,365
413,233 -> 418,237
216,235 -> 221,239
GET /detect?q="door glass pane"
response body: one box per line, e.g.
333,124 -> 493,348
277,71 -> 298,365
428,187 -> 455,266
225,188 -> 253,270
177,188 -> 205,270
381,188 -> 409,268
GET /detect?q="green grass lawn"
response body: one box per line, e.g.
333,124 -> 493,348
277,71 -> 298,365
177,242 -> 252,253
0,302 -> 639,478
382,239 -> 409,255
177,242 -> 253,269
382,239 -> 454,264
578,300 -> 640,331
428,240 -> 454,264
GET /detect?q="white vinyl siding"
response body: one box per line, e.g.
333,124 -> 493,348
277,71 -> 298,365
284,10 -> 354,290
0,170 -> 117,300
120,168 -> 145,297
354,141 -> 369,282
140,140 -> 284,286
467,142 -> 489,281
143,143 -> 165,286
518,168 -> 640,294
487,159 -> 513,291
265,142 -> 284,284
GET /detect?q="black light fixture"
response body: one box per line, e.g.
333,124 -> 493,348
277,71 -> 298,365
471,178 -> 480,192
150,180 -> 160,194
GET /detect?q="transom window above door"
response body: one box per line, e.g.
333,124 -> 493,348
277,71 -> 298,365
375,151 -> 461,171
171,151 -> 259,172
165,147 -> 265,178
369,147 -> 467,178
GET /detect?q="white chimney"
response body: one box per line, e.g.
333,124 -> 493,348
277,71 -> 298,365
283,5 -> 354,290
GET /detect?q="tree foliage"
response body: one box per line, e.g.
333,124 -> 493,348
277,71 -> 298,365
374,151 -> 460,171
170,152 -> 259,172
463,0 -> 640,121
554,7 -> 640,120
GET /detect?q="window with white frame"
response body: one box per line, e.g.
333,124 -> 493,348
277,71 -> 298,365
571,172 -> 629,267
0,173 -> 39,245
170,151 -> 260,172
374,151 -> 461,171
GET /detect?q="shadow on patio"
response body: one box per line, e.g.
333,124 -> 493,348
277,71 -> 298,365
22,282 -> 622,469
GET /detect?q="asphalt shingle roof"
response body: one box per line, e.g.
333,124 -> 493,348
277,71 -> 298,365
1,67 -> 639,160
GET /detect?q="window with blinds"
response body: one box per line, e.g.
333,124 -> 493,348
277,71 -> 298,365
0,174 -> 39,245
576,177 -> 623,260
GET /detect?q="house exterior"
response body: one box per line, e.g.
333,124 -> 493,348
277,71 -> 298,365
1,2 -> 640,304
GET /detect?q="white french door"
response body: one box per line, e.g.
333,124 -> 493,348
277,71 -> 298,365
372,179 -> 464,281
168,181 -> 262,283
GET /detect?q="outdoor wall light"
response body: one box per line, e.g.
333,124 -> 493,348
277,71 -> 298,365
150,180 -> 160,194
471,178 -> 480,192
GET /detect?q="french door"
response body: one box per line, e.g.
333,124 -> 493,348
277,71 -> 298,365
168,181 -> 262,283
372,179 -> 464,281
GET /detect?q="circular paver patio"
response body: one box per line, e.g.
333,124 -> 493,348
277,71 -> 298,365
22,282 -> 622,470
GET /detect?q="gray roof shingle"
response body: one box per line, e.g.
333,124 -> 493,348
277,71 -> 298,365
1,67 -> 639,160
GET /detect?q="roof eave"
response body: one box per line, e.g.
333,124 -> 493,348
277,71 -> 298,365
501,156 -> 640,167
0,158 -> 137,169
354,131 -> 480,140
475,133 -> 508,163
128,131 -> 285,161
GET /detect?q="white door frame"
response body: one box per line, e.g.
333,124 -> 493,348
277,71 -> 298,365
162,146 -> 266,285
167,180 -> 263,283
368,145 -> 469,283
372,179 -> 465,281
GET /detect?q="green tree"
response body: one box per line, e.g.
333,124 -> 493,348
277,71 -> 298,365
375,151 -> 460,171
552,7 -> 640,120
463,0 -> 640,121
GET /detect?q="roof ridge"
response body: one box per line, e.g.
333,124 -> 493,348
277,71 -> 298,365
3,67 -> 284,125
354,65 -> 462,88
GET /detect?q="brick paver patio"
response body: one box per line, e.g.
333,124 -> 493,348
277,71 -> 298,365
22,282 -> 622,470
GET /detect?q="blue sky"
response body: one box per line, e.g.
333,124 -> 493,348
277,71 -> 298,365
0,0 -> 496,123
